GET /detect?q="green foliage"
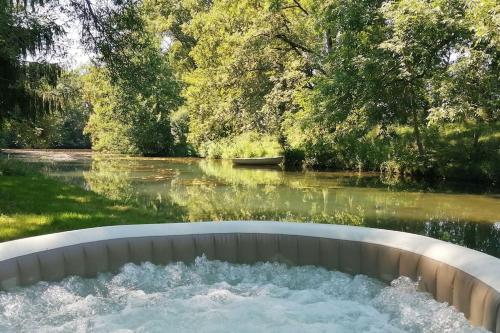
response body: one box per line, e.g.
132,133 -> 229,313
199,132 -> 283,158
2,0 -> 498,182
427,123 -> 500,181
280,0 -> 499,181
82,58 -> 181,155
176,0 -> 316,149
0,71 -> 91,149
82,67 -> 137,154
80,1 -> 184,156
161,0 -> 500,182
170,107 -> 196,156
0,0 -> 63,121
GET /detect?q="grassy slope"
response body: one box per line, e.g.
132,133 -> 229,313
0,173 -> 178,241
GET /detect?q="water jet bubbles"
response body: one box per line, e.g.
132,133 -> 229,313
0,257 -> 489,333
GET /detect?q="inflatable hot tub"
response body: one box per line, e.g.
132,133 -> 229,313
0,221 -> 499,332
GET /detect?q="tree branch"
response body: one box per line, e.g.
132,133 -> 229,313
275,34 -> 315,55
292,0 -> 309,15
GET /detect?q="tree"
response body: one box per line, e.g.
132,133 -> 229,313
168,0 -> 319,151
428,0 -> 499,128
0,0 -> 63,122
379,0 -> 470,159
82,1 -> 182,155
1,70 -> 91,148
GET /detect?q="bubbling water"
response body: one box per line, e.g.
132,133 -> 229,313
0,256 -> 487,333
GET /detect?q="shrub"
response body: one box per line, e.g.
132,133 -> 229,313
201,132 -> 283,159
283,148 -> 305,169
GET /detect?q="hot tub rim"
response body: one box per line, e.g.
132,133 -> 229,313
0,221 -> 499,332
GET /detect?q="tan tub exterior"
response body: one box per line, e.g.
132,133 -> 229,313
0,222 -> 499,332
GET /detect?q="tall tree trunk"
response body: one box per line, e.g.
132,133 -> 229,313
324,29 -> 333,54
412,108 -> 425,159
470,128 -> 481,161
408,90 -> 425,159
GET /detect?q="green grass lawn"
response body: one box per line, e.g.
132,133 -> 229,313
0,173 -> 179,241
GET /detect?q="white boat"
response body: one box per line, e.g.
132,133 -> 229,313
232,156 -> 284,166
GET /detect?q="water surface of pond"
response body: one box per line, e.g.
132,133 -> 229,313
3,149 -> 500,257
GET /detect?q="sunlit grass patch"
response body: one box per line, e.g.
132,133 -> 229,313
55,194 -> 91,203
0,171 -> 181,241
109,205 -> 133,212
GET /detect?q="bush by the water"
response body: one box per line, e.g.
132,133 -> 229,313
287,122 -> 499,183
198,132 -> 283,159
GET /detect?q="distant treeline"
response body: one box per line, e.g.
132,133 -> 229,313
1,0 -> 498,182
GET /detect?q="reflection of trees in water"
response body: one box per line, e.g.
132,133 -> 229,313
82,156 -> 187,217
167,180 -> 500,256
364,218 -> 500,257
198,160 -> 286,187
167,180 -> 365,225
200,160 -> 499,223
166,173 -> 500,256
83,157 -> 137,202
77,156 -> 499,257
424,221 -> 500,257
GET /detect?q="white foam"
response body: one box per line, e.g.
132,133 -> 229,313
0,257 -> 488,333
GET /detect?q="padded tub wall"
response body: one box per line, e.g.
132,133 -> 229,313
0,233 -> 498,332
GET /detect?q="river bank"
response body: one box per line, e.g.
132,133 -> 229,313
0,159 -> 180,241
1,150 -> 499,257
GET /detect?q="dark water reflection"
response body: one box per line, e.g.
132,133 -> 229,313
4,150 -> 500,257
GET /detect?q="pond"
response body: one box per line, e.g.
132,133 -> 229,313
3,149 -> 500,257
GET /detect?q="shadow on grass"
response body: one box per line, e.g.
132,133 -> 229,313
0,174 -> 187,241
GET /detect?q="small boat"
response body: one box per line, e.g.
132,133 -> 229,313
232,156 -> 284,166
